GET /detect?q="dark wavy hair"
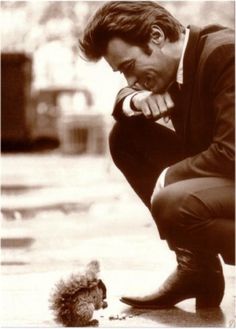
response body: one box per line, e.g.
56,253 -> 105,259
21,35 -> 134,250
79,1 -> 184,61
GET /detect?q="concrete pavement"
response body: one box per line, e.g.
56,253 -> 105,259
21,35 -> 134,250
1,152 -> 235,327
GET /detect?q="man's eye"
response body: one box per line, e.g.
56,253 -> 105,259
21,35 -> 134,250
122,62 -> 134,75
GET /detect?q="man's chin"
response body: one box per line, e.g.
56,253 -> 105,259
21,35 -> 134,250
152,82 -> 174,94
151,86 -> 166,94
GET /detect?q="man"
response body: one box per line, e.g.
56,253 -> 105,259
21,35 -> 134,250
80,1 -> 235,309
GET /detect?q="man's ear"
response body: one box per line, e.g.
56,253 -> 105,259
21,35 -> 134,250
150,25 -> 165,46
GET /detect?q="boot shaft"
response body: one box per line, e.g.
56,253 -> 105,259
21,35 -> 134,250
175,247 -> 223,273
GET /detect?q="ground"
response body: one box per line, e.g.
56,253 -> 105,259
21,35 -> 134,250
1,152 -> 235,328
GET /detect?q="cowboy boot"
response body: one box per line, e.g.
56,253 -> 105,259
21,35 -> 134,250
120,248 -> 225,309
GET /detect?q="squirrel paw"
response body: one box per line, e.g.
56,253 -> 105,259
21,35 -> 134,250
87,319 -> 99,327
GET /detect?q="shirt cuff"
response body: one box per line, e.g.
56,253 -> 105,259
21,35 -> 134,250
157,167 -> 169,188
123,92 -> 141,117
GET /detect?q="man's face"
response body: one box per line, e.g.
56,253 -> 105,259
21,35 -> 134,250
104,37 -> 177,94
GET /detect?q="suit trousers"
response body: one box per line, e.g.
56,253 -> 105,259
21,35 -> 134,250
109,116 -> 235,265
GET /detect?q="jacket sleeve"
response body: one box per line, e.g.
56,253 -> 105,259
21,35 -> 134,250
165,46 -> 235,185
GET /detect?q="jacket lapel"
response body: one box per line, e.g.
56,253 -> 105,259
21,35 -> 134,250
181,25 -> 202,150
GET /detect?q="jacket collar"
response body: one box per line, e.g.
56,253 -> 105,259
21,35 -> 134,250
183,25 -> 202,84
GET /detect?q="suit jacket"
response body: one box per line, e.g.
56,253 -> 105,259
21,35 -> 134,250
112,25 -> 235,186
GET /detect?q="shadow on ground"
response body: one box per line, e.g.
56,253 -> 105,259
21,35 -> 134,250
122,306 -> 226,327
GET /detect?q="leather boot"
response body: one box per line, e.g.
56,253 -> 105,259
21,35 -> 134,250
120,248 -> 225,309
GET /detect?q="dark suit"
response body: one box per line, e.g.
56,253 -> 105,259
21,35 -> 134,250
109,25 -> 235,264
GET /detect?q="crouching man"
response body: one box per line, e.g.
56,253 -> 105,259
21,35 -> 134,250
80,1 -> 235,309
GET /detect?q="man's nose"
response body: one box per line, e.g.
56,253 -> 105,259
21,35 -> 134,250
125,75 -> 144,90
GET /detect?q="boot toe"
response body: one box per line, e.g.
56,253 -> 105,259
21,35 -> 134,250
120,295 -> 174,309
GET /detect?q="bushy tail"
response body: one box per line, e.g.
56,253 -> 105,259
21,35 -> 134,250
85,260 -> 100,281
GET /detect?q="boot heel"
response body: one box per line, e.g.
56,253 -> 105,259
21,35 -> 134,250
196,273 -> 225,309
196,290 -> 224,309
196,294 -> 219,308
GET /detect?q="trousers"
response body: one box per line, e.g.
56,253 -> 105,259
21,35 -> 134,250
109,116 -> 235,265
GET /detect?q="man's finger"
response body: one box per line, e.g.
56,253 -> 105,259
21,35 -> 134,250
148,96 -> 161,117
142,103 -> 152,118
156,94 -> 168,114
163,92 -> 174,109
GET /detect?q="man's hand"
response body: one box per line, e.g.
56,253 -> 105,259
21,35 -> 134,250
132,91 -> 174,120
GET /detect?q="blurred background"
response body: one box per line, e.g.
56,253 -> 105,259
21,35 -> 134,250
1,1 -> 234,152
1,2 -> 235,327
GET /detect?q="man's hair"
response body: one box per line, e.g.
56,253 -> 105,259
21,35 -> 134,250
79,1 -> 184,61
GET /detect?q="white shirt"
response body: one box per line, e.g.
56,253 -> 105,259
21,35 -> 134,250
176,27 -> 190,85
122,28 -> 190,190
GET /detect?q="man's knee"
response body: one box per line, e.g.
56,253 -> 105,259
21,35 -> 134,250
151,183 -> 208,240
109,122 -> 121,160
109,118 -> 142,165
151,185 -> 182,239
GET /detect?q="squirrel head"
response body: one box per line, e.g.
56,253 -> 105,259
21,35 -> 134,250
84,282 -> 107,310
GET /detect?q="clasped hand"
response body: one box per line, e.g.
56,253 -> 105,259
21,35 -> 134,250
132,91 -> 174,120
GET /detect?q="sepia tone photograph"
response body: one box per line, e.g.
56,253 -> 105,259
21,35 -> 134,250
1,1 -> 235,327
